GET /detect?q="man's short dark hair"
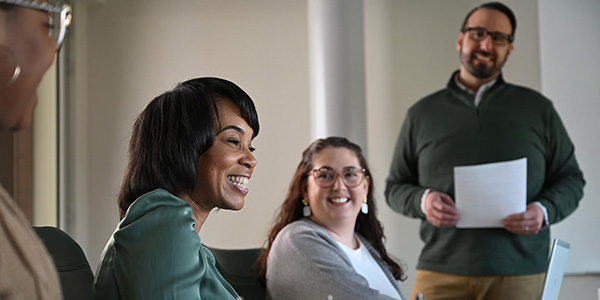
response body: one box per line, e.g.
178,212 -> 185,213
461,2 -> 517,39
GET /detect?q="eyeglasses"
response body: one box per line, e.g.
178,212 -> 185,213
0,0 -> 72,51
310,168 -> 366,188
462,27 -> 513,45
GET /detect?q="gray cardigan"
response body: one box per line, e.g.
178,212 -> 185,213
266,218 -> 407,300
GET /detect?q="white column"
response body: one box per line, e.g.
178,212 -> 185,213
308,0 -> 367,153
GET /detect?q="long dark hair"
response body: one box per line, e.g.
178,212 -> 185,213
257,137 -> 406,282
117,77 -> 259,219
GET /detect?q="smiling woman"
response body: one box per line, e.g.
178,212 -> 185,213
257,137 -> 408,300
192,99 -> 258,217
92,77 -> 259,300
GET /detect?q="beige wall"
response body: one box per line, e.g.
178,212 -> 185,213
72,0 -> 311,269
57,0 -> 598,299
33,61 -> 57,226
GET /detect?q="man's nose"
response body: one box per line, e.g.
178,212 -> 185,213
479,34 -> 494,51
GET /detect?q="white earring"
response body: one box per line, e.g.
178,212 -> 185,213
302,198 -> 311,217
361,195 -> 368,214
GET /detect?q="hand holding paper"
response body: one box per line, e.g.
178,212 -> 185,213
424,191 -> 460,227
501,203 -> 545,235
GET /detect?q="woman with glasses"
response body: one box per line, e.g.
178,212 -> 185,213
0,0 -> 70,299
257,137 -> 408,300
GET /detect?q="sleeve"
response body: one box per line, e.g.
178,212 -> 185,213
112,202 -> 206,300
266,223 -> 398,300
385,111 -> 428,218
536,104 -> 585,223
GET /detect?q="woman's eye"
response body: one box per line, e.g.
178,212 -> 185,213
345,172 -> 357,178
318,172 -> 332,179
228,139 -> 240,146
249,146 -> 256,153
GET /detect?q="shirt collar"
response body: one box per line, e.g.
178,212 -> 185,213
454,73 -> 500,106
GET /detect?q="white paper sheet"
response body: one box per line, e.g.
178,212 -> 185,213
454,158 -> 527,228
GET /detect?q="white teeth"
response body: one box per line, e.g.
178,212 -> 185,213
227,176 -> 249,189
475,53 -> 492,61
330,197 -> 349,204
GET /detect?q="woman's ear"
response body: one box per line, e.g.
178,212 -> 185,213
301,181 -> 308,199
363,175 -> 371,191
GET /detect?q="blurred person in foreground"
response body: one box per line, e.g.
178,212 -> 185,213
0,0 -> 71,299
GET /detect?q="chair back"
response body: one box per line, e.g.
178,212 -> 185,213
33,226 -> 94,300
205,245 -> 266,300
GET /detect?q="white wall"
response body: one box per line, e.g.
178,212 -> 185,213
65,0 -> 599,298
537,0 -> 600,297
538,0 -> 600,274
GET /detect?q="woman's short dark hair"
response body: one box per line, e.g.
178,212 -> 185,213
461,2 -> 517,37
117,77 -> 259,219
256,137 -> 406,283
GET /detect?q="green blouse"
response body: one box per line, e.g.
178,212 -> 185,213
93,189 -> 239,300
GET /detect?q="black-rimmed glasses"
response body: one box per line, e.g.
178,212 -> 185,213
462,27 -> 513,45
310,168 -> 366,188
0,0 -> 72,51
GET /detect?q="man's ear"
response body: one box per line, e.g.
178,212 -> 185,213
506,43 -> 514,60
457,32 -> 465,52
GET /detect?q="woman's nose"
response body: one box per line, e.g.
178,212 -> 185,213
241,147 -> 257,169
332,175 -> 347,191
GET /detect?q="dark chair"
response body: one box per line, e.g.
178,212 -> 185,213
33,226 -> 94,300
205,245 -> 266,300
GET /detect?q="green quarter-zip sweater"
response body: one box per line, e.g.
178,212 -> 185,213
385,71 -> 585,275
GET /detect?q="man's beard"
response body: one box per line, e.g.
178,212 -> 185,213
460,49 -> 506,79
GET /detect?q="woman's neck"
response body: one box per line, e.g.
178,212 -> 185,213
315,219 -> 359,250
177,192 -> 210,234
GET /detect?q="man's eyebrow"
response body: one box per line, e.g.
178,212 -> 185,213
219,125 -> 245,134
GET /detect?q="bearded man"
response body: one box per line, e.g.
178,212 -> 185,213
385,2 -> 585,300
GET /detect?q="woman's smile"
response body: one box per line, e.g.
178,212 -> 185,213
227,175 -> 250,194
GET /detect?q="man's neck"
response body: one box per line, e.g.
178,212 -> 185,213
458,67 -> 500,93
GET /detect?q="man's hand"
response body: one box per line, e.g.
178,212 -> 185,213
424,191 -> 460,227
501,204 -> 544,235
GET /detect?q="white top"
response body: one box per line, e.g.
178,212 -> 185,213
336,238 -> 402,300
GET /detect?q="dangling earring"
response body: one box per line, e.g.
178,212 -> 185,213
302,198 -> 311,217
361,195 -> 369,214
0,47 -> 20,89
